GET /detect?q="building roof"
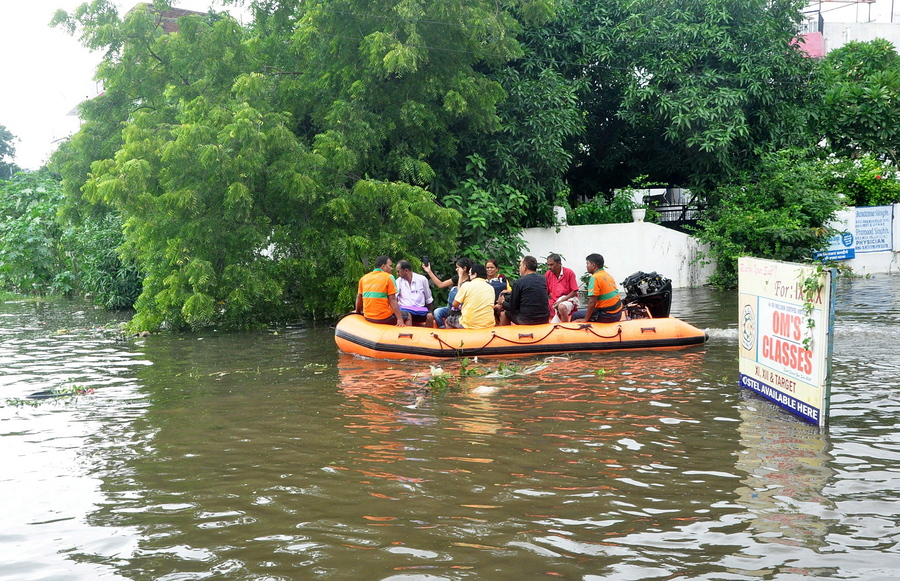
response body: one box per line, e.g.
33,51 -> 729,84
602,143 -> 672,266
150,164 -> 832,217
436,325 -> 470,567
126,3 -> 206,34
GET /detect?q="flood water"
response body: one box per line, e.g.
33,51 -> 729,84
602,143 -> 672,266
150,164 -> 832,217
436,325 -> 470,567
1,274 -> 899,580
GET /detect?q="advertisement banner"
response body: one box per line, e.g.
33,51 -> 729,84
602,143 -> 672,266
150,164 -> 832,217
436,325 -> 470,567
854,206 -> 893,253
738,258 -> 835,427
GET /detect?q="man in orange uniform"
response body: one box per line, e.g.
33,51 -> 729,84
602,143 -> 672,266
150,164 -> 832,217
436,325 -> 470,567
572,253 -> 623,323
355,256 -> 407,327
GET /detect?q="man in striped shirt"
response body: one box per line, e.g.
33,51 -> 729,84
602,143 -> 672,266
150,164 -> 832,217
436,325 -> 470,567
355,256 -> 408,327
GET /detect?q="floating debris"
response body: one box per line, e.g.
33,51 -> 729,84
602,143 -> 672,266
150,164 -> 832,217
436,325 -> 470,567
28,386 -> 95,400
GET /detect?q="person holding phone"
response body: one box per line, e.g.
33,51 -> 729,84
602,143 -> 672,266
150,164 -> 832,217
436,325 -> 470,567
423,257 -> 473,328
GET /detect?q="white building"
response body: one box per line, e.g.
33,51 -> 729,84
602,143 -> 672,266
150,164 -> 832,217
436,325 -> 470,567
800,0 -> 900,56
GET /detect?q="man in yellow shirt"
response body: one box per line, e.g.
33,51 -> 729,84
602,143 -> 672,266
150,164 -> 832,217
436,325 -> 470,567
448,263 -> 496,329
355,256 -> 407,327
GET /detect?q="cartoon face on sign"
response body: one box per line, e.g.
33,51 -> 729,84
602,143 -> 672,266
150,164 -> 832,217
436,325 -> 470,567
741,304 -> 755,351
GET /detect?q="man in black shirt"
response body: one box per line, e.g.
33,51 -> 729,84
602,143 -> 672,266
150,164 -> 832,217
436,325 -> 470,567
499,255 -> 551,325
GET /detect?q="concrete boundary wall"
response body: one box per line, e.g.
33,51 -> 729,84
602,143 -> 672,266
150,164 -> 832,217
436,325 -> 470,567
521,203 -> 900,291
521,222 -> 716,289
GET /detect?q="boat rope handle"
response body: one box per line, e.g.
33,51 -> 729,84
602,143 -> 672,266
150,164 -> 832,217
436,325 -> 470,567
584,325 -> 623,340
428,323 -> 623,353
554,323 -> 623,340
488,325 -> 563,345
429,332 -> 501,353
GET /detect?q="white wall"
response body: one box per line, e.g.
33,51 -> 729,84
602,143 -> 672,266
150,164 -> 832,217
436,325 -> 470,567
522,204 -> 900,290
521,221 -> 716,289
822,22 -> 900,52
843,251 -> 900,274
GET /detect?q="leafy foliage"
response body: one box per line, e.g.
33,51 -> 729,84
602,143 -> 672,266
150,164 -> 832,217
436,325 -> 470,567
54,1 -> 464,330
696,149 -> 843,288
62,211 -> 142,309
608,0 -> 815,189
512,0 -> 818,199
44,0 -> 879,329
817,39 -> 900,164
443,154 -> 527,268
566,176 -> 661,225
0,172 -> 69,294
0,172 -> 139,305
567,191 -> 639,226
0,124 -> 19,180
827,154 -> 900,207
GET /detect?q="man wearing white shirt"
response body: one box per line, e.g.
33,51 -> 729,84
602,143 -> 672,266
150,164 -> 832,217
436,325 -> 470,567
395,260 -> 434,327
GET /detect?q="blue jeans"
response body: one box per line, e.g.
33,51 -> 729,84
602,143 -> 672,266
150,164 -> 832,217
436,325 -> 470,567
434,287 -> 459,328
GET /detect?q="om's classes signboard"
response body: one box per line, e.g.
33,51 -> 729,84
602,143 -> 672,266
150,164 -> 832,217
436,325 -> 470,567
738,257 -> 836,428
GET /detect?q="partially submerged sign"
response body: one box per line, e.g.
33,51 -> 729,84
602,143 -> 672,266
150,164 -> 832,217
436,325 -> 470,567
738,257 -> 836,427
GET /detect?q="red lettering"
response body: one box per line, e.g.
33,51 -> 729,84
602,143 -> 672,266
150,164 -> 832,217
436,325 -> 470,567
764,336 -> 815,377
802,349 -> 813,375
772,311 -> 802,341
773,311 -> 786,338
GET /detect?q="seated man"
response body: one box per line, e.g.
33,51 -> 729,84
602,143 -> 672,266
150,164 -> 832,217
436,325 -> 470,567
447,263 -> 496,329
499,255 -> 550,325
355,255 -> 407,327
546,253 -> 580,323
395,260 -> 434,327
572,253 -> 623,323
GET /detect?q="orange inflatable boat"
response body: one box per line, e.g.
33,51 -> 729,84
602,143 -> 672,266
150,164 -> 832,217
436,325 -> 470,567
334,313 -> 707,360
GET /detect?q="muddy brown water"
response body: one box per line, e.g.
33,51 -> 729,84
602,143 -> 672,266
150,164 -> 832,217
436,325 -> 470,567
1,274 -> 899,580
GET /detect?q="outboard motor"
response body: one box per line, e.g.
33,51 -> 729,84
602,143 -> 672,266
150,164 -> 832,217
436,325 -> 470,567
621,271 -> 672,319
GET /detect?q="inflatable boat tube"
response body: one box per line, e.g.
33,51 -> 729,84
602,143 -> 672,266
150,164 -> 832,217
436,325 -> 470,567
334,314 -> 707,360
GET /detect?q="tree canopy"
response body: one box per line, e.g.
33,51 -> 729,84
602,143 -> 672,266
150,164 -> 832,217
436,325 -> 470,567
817,38 -> 900,165
42,0 -> 853,324
0,124 -> 19,180
53,0 -> 468,329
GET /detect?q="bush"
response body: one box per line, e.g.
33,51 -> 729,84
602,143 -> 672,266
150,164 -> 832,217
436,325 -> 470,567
62,212 -> 142,309
566,176 -> 662,225
0,172 -> 67,294
0,172 -> 142,307
567,190 -> 638,225
828,155 -> 900,207
696,149 -> 843,289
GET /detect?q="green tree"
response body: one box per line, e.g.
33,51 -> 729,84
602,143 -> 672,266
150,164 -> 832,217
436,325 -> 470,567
0,124 -> 20,180
0,170 -> 140,304
0,172 -> 69,294
696,148 -> 842,288
825,154 -> 900,207
817,39 -> 900,164
489,0 -> 818,200
284,0 -> 550,247
444,15 -> 585,228
54,1 -> 463,330
284,0 -> 527,184
611,0 -> 817,187
61,210 -> 143,309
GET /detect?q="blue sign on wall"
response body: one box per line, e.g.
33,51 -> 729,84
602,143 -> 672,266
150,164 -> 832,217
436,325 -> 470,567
814,231 -> 855,261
